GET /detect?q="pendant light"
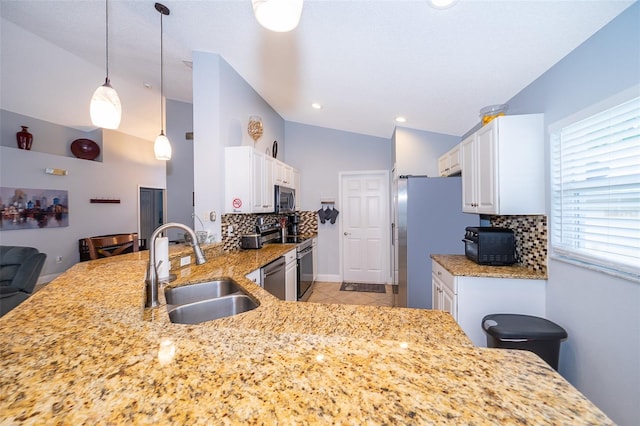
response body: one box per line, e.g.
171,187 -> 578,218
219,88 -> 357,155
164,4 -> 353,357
90,0 -> 122,130
252,0 -> 303,32
154,2 -> 172,161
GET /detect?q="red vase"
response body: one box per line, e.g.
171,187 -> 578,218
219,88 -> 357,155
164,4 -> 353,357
16,126 -> 33,150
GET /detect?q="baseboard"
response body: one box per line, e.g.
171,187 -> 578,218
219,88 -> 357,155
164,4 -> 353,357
316,274 -> 341,283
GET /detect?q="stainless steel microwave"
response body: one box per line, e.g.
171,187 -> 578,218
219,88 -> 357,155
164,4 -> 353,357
275,185 -> 296,214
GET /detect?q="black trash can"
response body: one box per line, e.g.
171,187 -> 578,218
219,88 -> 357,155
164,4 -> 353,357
482,314 -> 568,370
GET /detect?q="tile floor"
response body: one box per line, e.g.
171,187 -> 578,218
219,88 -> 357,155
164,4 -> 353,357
305,281 -> 395,307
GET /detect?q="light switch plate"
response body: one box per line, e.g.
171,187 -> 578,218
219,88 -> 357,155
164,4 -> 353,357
180,256 -> 191,267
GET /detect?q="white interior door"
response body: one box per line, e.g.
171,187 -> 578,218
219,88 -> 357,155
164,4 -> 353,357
341,171 -> 390,284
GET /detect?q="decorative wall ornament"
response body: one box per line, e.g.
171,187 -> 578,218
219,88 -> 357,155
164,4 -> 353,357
0,187 -> 69,230
16,126 -> 33,150
248,115 -> 264,143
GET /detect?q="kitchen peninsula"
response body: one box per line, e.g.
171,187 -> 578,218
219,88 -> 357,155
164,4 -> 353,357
0,245 -> 612,424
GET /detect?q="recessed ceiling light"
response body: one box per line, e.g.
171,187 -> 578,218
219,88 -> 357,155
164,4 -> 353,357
311,102 -> 323,110
395,116 -> 407,123
428,0 -> 458,10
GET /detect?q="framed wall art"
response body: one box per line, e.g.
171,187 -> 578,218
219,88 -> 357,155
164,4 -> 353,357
0,187 -> 69,230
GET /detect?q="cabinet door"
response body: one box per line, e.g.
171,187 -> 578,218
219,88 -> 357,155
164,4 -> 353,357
263,156 -> 275,211
475,124 -> 498,214
432,274 -> 441,310
285,249 -> 297,301
441,284 -> 456,319
246,269 -> 262,287
251,151 -> 265,212
461,135 -> 476,212
438,154 -> 450,177
448,145 -> 461,175
224,147 -> 253,213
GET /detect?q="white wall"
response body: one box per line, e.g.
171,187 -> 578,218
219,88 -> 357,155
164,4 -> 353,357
502,4 -> 640,424
0,131 -> 165,282
192,51 -> 284,242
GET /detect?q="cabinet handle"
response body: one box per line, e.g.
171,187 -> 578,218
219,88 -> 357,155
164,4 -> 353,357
437,271 -> 442,276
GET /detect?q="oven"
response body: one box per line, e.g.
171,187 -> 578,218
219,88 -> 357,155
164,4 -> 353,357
296,238 -> 314,301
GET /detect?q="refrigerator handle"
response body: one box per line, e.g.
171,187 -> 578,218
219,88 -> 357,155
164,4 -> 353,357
391,223 -> 395,246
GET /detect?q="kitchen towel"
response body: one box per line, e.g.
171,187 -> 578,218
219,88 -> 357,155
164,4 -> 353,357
155,236 -> 170,279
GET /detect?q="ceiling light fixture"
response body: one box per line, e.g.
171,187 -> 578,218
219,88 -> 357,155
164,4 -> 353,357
395,116 -> 407,123
154,2 -> 172,161
90,0 -> 122,130
252,0 -> 303,32
311,102 -> 323,110
428,0 -> 458,10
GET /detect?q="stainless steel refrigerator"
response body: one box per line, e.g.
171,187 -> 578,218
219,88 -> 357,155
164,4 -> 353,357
393,175 -> 477,308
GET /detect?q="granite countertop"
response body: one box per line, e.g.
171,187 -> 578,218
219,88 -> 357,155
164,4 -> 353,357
0,243 -> 610,424
431,254 -> 548,279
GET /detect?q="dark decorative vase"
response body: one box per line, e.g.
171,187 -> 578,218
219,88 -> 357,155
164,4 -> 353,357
16,126 -> 33,150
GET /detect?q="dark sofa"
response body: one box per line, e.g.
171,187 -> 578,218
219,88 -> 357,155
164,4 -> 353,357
0,246 -> 46,317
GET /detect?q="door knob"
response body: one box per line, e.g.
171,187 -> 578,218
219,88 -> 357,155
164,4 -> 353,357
344,232 -> 351,236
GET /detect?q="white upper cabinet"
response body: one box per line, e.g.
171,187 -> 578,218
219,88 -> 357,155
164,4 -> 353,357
225,146 -> 273,214
438,144 -> 461,177
225,146 -> 297,214
274,160 -> 295,189
461,114 -> 544,215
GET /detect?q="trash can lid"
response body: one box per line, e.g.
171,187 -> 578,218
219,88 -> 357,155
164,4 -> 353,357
482,314 -> 568,340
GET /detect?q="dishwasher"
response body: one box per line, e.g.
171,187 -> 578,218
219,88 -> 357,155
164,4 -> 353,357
261,256 -> 286,300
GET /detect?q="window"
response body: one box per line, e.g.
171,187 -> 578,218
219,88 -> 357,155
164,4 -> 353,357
551,95 -> 640,279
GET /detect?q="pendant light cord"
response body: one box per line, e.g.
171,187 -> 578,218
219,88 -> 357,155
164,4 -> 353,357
160,9 -> 165,136
105,0 -> 110,84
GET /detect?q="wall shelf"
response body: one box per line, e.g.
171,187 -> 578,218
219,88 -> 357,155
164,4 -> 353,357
90,199 -> 120,204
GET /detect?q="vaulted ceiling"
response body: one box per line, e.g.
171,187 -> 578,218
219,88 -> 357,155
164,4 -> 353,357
1,1 -> 634,141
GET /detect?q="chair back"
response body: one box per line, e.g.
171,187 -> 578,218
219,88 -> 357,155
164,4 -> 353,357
86,234 -> 139,260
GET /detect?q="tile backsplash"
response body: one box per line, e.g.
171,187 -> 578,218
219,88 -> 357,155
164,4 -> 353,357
489,215 -> 547,275
221,211 -> 318,251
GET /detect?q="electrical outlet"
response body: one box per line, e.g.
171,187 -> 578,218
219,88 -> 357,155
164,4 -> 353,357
56,256 -> 63,264
227,225 -> 233,236
209,211 -> 216,221
180,256 -> 191,267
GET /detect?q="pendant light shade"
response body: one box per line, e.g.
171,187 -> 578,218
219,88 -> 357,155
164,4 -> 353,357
252,0 -> 303,32
90,0 -> 121,129
154,132 -> 172,161
90,80 -> 122,129
154,2 -> 171,161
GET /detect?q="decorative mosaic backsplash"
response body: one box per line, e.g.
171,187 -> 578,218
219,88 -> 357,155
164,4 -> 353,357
489,215 -> 547,274
221,211 -> 318,251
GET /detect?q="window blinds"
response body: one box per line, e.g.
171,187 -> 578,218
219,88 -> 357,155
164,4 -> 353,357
551,96 -> 640,277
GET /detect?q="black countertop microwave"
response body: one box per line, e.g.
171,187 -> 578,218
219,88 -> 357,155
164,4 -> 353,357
275,185 -> 296,214
463,227 -> 516,266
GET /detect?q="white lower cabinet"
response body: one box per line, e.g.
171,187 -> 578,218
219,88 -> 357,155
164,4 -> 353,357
431,260 -> 546,347
285,249 -> 297,301
245,269 -> 262,287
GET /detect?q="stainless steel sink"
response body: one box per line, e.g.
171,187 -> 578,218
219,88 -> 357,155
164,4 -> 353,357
164,279 -> 243,306
167,295 -> 259,324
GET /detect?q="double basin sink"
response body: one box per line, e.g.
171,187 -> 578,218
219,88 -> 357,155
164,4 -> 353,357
165,278 -> 259,324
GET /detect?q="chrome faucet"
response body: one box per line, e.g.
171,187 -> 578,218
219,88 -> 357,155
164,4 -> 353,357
145,222 -> 207,308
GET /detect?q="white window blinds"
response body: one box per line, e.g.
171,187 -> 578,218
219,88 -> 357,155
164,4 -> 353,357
551,96 -> 640,278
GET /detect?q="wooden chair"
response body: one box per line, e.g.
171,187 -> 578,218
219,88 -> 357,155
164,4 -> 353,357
86,233 -> 139,260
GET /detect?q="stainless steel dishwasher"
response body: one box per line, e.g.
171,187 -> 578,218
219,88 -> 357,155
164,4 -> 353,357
261,256 -> 286,300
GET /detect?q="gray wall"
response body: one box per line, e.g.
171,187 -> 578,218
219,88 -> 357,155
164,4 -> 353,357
0,122 -> 165,282
192,52 -> 284,242
165,100 -> 195,242
392,126 -> 460,177
284,121 -> 391,281
503,4 -> 639,424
